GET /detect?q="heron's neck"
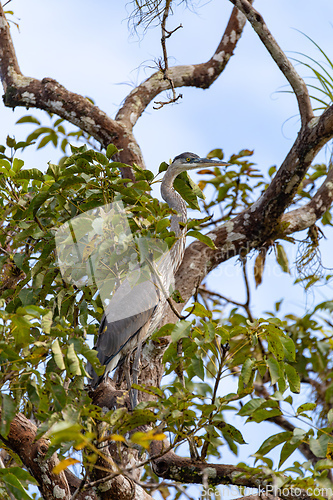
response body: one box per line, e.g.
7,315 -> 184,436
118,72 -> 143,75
161,168 -> 187,237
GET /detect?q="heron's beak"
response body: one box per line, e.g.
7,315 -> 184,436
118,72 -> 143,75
190,158 -> 229,169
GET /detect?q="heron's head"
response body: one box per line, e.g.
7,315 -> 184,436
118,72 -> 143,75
169,152 -> 228,175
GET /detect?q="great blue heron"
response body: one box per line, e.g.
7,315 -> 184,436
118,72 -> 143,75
87,153 -> 228,399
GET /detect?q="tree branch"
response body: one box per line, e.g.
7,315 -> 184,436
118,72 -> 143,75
151,449 -> 315,500
0,3 -> 140,175
228,0 -> 313,125
116,4 -> 252,128
0,412 -> 71,500
0,1 -> 254,172
281,166 -> 333,234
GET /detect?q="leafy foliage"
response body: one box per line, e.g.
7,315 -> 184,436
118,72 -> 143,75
0,133 -> 333,498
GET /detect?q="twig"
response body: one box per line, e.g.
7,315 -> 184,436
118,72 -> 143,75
82,441 -> 175,491
0,245 -> 10,256
153,0 -> 183,109
200,343 -> 228,460
240,256 -> 254,322
199,270 -> 253,322
117,4 -> 252,126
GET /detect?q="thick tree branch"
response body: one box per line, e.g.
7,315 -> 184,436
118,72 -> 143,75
151,449 -> 314,500
88,448 -> 153,500
116,4 -> 252,128
171,104 -> 333,314
228,0 -> 313,125
140,105 -> 333,405
0,2 -> 253,173
0,412 -> 71,500
0,3 -> 140,175
281,166 -> 333,233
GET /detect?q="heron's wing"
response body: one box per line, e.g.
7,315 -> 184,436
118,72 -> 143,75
94,277 -> 161,366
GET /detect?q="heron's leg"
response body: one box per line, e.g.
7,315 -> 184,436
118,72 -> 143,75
129,339 -> 142,409
123,355 -> 132,402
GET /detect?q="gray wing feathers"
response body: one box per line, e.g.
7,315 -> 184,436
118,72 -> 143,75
87,276 -> 161,385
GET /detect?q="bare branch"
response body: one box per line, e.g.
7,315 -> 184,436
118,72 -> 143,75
153,0 -> 183,109
228,0 -> 313,125
116,4 -> 252,127
0,4 -> 141,174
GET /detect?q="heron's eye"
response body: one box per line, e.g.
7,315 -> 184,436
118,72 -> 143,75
186,157 -> 191,162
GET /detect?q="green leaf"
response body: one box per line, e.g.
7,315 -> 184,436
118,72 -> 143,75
276,243 -> 290,274
106,144 -> 118,159
0,159 -> 11,171
6,135 -> 16,148
296,403 -> 316,415
251,407 -> 282,423
14,168 -> 44,181
171,321 -> 192,342
37,135 -> 54,150
51,339 -> 66,371
241,357 -> 255,385
207,148 -> 224,160
220,423 -> 246,444
41,310 -> 53,334
16,115 -> 41,125
71,338 -> 104,376
0,471 -> 34,500
174,174 -> 200,210
188,356 -> 205,381
187,230 -> 217,249
256,431 -> 292,456
279,440 -> 301,467
27,190 -> 50,216
284,363 -> 300,393
12,158 -> 24,173
0,394 -> 16,437
266,356 -> 281,385
309,435 -> 330,458
187,302 -> 212,319
49,422 -> 83,446
280,335 -> 296,362
158,161 -> 169,173
266,330 -> 284,360
51,384 -> 67,410
151,323 -> 174,340
328,408 -> 333,425
67,343 -> 81,376
237,398 -> 264,416
170,289 -> 185,303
